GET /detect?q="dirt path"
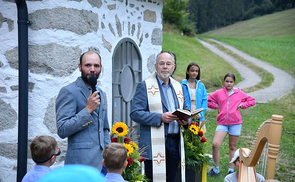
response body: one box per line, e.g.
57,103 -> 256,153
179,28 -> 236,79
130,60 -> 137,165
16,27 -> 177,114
197,38 -> 295,103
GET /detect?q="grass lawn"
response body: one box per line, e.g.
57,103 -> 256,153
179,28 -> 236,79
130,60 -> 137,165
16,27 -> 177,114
207,36 -> 295,78
204,90 -> 295,182
162,33 -> 241,93
163,8 -> 295,181
201,8 -> 295,78
203,8 -> 295,38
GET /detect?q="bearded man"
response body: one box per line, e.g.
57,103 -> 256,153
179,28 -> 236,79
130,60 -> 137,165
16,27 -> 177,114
56,51 -> 111,171
130,51 -> 190,182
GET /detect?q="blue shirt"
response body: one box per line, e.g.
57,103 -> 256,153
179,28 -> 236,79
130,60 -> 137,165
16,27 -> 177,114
105,173 -> 128,182
157,75 -> 179,133
21,165 -> 52,182
180,79 -> 208,122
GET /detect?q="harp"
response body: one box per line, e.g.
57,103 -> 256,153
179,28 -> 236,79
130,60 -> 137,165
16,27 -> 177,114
238,115 -> 283,182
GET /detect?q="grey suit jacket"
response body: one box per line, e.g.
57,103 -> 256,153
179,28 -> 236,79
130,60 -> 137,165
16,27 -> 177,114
56,77 -> 111,170
130,77 -> 189,159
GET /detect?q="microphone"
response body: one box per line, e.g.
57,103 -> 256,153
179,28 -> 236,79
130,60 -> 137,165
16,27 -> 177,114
88,76 -> 97,94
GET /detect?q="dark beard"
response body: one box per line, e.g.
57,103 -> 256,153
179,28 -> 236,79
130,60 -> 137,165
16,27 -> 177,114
81,69 -> 99,85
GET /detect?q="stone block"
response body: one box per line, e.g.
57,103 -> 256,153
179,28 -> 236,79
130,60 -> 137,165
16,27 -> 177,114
147,54 -> 156,73
29,7 -> 98,35
143,9 -> 156,23
102,35 -> 112,52
108,4 -> 116,10
44,96 -> 57,134
87,0 -> 102,8
9,82 -> 35,92
0,143 -> 17,159
115,15 -> 122,37
0,87 -> 7,93
5,44 -> 81,77
151,28 -> 162,45
108,23 -> 116,36
0,99 -> 17,131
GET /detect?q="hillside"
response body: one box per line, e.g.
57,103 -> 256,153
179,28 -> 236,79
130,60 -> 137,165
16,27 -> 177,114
203,8 -> 295,38
163,8 -> 295,182
200,8 -> 295,77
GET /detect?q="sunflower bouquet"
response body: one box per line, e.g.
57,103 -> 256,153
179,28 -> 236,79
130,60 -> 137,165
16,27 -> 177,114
110,122 -> 147,182
182,120 -> 211,172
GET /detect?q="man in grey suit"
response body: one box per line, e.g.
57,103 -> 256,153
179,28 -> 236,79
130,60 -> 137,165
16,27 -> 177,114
56,51 -> 111,171
130,51 -> 190,182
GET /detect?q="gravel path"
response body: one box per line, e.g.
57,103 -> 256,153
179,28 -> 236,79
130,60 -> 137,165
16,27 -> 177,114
197,38 -> 295,103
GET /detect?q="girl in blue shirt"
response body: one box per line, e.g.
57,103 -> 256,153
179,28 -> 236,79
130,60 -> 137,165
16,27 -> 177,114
181,62 -> 208,130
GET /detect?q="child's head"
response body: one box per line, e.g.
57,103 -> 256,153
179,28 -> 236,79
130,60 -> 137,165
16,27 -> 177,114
30,135 -> 60,166
223,73 -> 236,91
103,143 -> 127,173
230,149 -> 241,170
186,62 -> 201,80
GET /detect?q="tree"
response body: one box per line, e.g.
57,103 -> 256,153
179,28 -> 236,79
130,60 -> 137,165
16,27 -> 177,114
163,0 -> 196,36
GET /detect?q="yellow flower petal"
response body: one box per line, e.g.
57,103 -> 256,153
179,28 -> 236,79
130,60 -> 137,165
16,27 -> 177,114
112,122 -> 128,137
189,125 -> 199,134
123,143 -> 134,157
129,141 -> 139,150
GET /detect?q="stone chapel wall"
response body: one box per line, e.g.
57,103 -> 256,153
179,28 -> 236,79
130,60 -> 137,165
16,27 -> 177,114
0,0 -> 163,181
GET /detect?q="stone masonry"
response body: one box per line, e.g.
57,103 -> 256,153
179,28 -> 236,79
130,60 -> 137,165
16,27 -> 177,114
0,0 -> 163,181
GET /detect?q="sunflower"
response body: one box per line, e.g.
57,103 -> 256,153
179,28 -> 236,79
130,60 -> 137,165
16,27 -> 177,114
129,141 -> 139,150
189,125 -> 199,135
123,143 -> 134,156
112,122 -> 128,137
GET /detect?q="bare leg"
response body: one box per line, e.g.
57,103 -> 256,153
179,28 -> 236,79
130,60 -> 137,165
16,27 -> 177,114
212,131 -> 227,166
228,135 -> 239,169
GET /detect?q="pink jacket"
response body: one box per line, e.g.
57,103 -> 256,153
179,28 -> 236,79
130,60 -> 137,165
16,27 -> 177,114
208,86 -> 255,125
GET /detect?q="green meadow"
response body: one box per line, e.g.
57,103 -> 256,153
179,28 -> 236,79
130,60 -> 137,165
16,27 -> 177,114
163,8 -> 295,182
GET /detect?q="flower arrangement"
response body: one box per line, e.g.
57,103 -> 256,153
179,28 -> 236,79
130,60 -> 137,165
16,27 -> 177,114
182,120 -> 211,172
110,122 -> 148,182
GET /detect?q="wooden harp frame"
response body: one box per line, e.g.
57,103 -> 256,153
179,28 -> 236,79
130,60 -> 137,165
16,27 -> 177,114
238,115 -> 283,181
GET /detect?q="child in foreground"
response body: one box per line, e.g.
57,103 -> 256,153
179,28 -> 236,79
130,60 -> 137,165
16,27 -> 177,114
207,73 -> 255,176
103,143 -> 128,182
21,135 -> 60,182
224,149 -> 265,182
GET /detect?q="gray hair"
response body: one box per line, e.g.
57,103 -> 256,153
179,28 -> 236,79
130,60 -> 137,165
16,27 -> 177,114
156,51 -> 175,64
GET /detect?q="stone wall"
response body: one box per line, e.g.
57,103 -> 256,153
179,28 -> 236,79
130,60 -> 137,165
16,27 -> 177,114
0,0 -> 163,181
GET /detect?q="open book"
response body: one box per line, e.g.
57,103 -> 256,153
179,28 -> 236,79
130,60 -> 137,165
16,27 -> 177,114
172,108 -> 204,120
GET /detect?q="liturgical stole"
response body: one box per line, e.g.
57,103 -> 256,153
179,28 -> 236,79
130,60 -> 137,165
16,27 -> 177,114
145,72 -> 186,182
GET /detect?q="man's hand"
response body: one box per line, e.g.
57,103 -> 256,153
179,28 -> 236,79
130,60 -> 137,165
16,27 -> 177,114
177,119 -> 188,126
161,112 -> 179,123
86,91 -> 100,113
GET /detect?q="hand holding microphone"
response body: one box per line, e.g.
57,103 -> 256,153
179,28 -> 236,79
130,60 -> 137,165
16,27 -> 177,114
86,76 -> 100,113
89,76 -> 100,96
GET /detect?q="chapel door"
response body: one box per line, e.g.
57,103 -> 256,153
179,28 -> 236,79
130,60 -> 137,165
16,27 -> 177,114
112,38 -> 142,128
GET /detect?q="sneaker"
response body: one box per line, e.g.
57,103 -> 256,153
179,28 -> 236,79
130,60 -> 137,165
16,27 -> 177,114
207,169 -> 220,176
227,171 -> 234,175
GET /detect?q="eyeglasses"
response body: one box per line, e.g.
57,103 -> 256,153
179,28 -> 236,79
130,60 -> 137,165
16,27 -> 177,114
33,148 -> 61,164
157,62 -> 174,67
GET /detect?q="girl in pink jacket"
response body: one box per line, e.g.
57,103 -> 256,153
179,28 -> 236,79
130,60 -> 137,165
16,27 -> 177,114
207,73 -> 255,176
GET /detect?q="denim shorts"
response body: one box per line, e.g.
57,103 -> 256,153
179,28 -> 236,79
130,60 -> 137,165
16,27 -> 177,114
215,124 -> 242,136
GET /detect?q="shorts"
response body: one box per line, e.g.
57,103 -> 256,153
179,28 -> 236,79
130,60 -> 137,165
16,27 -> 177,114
215,124 -> 242,136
